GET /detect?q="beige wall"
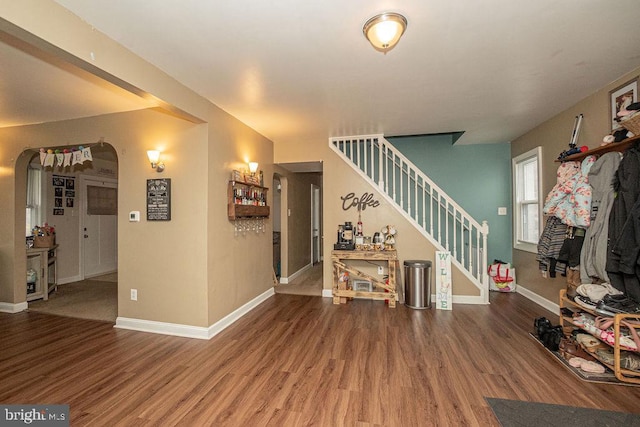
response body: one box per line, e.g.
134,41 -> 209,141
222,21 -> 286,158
511,66 -> 640,302
1,1 -> 276,329
205,105 -> 275,325
1,110 -> 210,326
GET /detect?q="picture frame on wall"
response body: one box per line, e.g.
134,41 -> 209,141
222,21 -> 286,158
610,77 -> 638,131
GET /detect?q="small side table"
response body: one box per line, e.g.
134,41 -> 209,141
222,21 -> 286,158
331,249 -> 398,308
26,245 -> 58,301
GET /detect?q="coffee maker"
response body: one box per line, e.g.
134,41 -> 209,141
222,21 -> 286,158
334,221 -> 356,250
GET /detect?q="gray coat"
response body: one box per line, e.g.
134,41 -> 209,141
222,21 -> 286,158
580,152 -> 621,283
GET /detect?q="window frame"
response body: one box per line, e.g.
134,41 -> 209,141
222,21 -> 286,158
512,146 -> 542,253
25,165 -> 46,237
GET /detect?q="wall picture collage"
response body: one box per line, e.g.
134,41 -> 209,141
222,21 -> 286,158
52,175 -> 75,215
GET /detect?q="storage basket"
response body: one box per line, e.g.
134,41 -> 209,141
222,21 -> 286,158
33,235 -> 55,248
620,113 -> 640,135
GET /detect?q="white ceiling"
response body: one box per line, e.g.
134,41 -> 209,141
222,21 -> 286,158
3,1 -> 640,145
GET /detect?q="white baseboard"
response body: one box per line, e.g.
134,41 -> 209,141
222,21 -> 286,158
115,316 -> 211,339
58,275 -> 82,285
516,285 -> 559,315
280,262 -> 313,285
451,294 -> 489,305
0,301 -> 28,313
115,287 -> 275,340
320,290 -> 487,306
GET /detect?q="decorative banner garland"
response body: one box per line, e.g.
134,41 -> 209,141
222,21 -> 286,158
39,145 -> 93,168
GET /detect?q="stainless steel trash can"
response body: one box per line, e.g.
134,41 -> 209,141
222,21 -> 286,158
404,260 -> 432,309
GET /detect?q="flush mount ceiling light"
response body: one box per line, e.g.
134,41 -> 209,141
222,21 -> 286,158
363,12 -> 408,54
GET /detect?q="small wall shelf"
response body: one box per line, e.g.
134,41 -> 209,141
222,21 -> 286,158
556,135 -> 640,162
227,181 -> 270,220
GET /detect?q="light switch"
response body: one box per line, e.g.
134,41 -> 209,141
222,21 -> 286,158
498,207 -> 507,216
129,211 -> 140,222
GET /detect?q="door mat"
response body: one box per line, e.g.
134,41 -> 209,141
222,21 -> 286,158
485,397 -> 640,427
528,333 -> 640,387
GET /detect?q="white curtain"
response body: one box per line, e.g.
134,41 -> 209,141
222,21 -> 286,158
26,166 -> 42,236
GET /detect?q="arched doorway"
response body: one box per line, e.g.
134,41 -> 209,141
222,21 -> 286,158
20,142 -> 119,322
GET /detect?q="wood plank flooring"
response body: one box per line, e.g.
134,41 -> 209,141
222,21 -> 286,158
1,292 -> 640,426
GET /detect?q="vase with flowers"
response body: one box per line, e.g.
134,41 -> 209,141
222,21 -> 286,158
32,223 -> 56,248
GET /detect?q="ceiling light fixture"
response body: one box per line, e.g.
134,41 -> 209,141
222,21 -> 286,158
363,12 -> 408,54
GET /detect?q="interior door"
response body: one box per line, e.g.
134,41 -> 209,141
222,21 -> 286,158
81,177 -> 118,278
311,184 -> 320,264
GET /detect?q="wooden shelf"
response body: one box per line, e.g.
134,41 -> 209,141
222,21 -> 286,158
556,135 -> 640,162
559,289 -> 640,384
227,181 -> 269,220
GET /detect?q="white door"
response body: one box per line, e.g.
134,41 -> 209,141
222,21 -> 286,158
311,184 -> 320,264
81,177 -> 118,278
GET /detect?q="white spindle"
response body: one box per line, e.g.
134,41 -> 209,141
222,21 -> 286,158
453,208 -> 458,260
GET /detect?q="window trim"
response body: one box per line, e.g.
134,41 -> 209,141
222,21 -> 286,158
512,146 -> 542,253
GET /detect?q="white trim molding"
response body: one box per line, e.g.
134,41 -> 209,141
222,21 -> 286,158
115,287 -> 275,340
320,289 -> 488,306
516,285 -> 559,315
279,262 -> 313,285
0,301 -> 28,313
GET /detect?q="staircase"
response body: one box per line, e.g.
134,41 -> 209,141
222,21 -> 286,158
329,134 -> 489,301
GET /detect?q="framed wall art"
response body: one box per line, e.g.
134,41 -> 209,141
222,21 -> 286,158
609,77 -> 638,130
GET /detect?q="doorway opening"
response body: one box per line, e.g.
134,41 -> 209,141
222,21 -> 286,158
23,143 -> 119,322
272,162 -> 323,297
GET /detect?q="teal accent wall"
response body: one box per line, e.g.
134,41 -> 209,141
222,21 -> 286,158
387,135 -> 513,264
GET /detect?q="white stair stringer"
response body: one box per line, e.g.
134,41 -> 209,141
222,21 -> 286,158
329,134 -> 489,303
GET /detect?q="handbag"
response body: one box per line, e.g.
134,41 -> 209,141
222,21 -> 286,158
489,262 -> 515,292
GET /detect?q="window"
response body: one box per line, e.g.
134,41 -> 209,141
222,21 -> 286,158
512,147 -> 542,253
26,166 -> 44,236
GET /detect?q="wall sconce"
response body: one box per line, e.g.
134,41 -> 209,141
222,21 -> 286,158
147,150 -> 165,173
248,161 -> 259,176
363,12 -> 408,54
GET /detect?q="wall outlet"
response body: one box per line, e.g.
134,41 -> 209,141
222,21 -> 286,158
130,289 -> 137,301
378,266 -> 384,275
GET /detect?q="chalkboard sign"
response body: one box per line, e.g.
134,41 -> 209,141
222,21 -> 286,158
147,178 -> 171,221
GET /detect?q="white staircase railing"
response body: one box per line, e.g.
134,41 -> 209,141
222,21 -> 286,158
329,134 -> 489,298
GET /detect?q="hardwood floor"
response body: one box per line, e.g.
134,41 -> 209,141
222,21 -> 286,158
1,292 -> 640,426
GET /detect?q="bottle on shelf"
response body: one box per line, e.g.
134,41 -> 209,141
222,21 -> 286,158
356,210 -> 363,236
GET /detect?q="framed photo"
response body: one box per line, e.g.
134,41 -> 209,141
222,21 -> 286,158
54,187 -> 63,197
65,190 -> 75,198
53,208 -> 64,216
52,176 -> 65,187
66,198 -> 74,208
65,178 -> 75,190
610,78 -> 638,130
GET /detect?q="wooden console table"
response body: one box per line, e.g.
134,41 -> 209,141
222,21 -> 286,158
26,245 -> 58,301
331,250 -> 398,308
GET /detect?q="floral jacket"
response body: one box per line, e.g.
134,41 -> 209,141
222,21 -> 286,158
543,155 -> 596,227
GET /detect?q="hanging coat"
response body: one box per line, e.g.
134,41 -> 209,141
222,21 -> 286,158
580,152 -> 621,283
544,156 -> 595,227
